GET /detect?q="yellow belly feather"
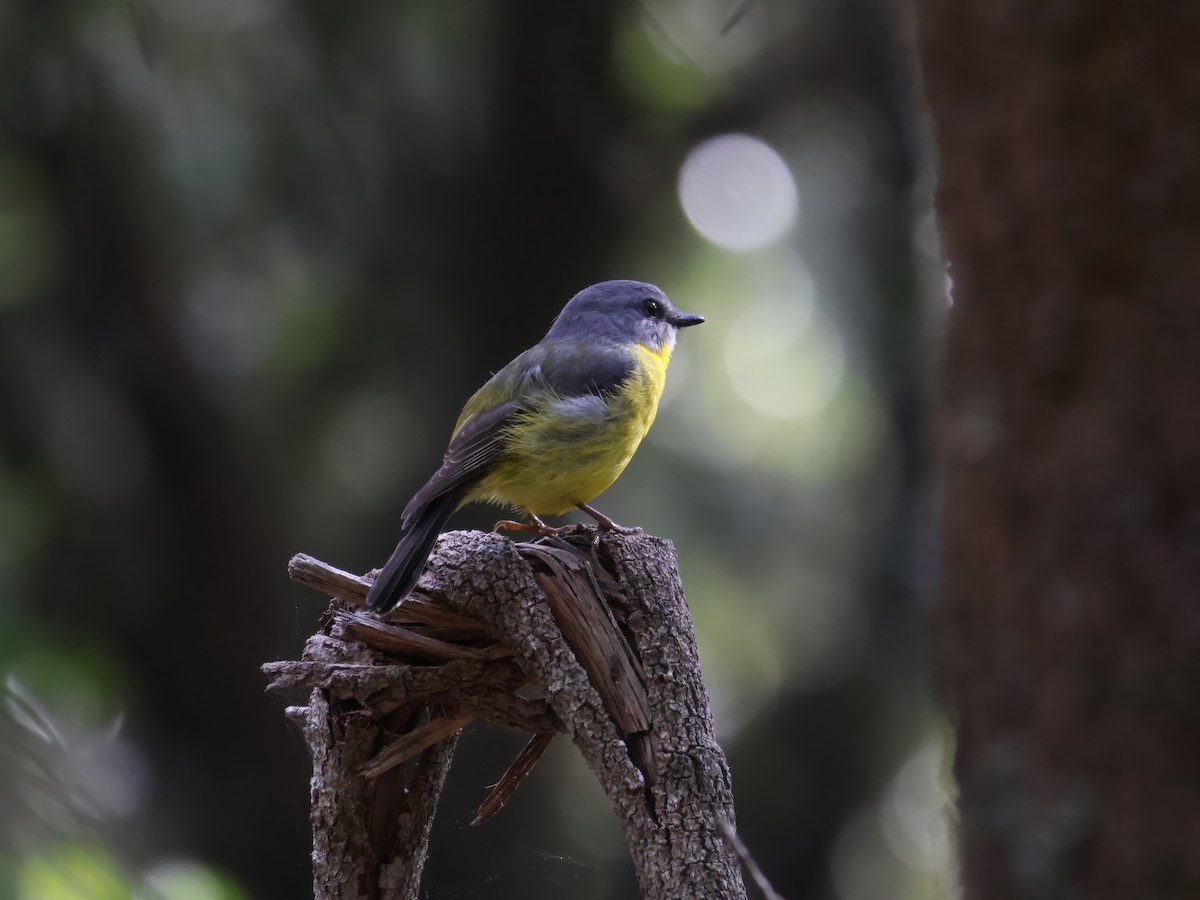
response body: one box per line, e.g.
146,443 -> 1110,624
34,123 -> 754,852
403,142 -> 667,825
469,342 -> 671,515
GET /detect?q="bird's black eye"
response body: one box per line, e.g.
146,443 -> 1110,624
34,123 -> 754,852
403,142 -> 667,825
643,298 -> 662,318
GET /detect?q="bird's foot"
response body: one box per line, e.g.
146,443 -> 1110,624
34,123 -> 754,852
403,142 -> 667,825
493,513 -> 577,538
492,519 -> 531,534
575,502 -> 643,536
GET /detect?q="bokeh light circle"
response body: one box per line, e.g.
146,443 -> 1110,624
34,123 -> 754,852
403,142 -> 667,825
678,134 -> 798,251
722,270 -> 844,420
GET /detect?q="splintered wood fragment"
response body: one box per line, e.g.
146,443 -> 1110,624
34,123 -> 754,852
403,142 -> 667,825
521,544 -> 655,784
288,553 -> 491,632
360,713 -> 474,780
261,659 -> 398,691
472,732 -> 556,825
264,656 -> 530,696
288,553 -> 373,603
262,659 -> 395,691
380,602 -> 489,633
334,611 -> 506,662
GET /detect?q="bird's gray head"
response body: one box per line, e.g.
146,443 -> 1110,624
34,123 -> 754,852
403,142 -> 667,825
545,280 -> 704,352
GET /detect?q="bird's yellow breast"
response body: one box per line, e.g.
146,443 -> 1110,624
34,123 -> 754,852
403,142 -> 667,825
468,341 -> 671,516
629,340 -> 671,431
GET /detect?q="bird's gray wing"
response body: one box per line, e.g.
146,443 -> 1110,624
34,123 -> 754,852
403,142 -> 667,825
402,398 -> 517,523
400,340 -> 635,522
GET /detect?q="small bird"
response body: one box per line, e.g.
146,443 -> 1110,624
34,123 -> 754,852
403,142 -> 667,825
364,280 -> 704,613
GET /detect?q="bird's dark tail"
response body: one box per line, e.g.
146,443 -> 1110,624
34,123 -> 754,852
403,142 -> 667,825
364,489 -> 462,613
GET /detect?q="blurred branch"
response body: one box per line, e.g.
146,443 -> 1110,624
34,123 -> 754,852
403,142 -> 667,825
718,818 -> 785,900
265,530 -> 746,900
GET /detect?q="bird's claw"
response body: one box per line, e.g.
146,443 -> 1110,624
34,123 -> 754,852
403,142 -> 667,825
493,515 -> 577,539
575,501 -> 642,536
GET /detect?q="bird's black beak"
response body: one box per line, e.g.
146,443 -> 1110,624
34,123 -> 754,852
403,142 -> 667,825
668,311 -> 705,328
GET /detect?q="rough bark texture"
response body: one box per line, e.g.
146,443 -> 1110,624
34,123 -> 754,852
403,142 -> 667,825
299,644 -> 460,900
918,3 -> 1200,899
266,530 -> 745,899
604,537 -> 742,893
422,531 -> 746,899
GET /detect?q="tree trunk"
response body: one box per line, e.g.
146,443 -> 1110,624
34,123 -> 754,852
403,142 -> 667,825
917,2 -> 1200,898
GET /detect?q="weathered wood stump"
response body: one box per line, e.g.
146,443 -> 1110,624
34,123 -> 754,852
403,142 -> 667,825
264,529 -> 747,900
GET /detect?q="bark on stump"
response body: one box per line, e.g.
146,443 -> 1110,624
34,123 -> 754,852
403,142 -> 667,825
264,530 -> 747,900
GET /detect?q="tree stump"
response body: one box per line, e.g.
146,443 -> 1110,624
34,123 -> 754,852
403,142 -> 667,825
264,529 -> 747,900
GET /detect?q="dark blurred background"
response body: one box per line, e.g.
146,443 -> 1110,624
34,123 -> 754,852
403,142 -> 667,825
0,1 -> 949,897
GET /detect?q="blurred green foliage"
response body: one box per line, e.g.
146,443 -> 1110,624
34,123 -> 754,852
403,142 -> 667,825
0,0 -> 947,897
16,845 -> 129,900
7,843 -> 244,900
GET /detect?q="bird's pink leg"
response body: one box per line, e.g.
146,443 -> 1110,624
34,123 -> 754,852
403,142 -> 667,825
492,512 -> 576,538
574,502 -> 643,535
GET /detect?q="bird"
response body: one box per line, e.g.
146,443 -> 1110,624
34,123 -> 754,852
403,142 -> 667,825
362,280 -> 705,614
